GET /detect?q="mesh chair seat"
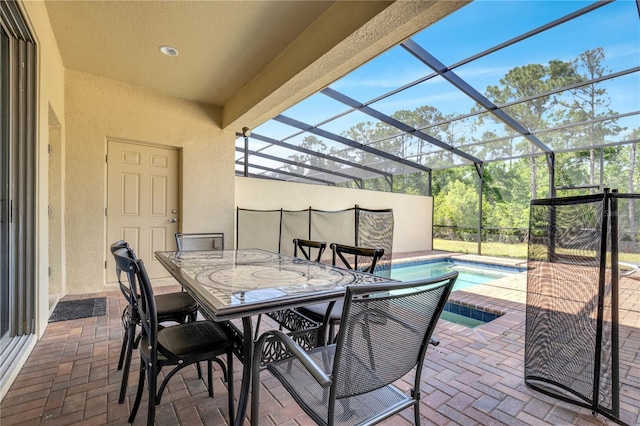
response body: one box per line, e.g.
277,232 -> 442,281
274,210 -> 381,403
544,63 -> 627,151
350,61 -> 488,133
155,292 -> 198,320
300,300 -> 343,322
268,344 -> 410,426
140,320 -> 232,363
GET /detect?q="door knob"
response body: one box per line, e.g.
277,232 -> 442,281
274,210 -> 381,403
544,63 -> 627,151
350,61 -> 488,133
169,218 -> 178,223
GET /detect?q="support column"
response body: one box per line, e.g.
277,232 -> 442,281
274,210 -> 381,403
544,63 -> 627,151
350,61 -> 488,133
475,163 -> 483,255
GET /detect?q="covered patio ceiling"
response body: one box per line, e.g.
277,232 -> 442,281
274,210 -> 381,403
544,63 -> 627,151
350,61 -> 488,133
45,1 -> 465,130
237,1 -> 640,189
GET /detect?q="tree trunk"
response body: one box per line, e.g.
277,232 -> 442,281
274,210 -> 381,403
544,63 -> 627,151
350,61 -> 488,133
590,148 -> 596,193
629,144 -> 636,237
530,156 -> 537,200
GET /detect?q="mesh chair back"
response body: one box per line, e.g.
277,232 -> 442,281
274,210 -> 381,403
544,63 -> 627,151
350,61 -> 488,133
175,232 -> 224,251
293,238 -> 327,262
331,272 -> 457,399
330,243 -> 384,274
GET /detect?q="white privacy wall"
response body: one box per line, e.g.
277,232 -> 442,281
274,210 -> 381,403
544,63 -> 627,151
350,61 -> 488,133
234,177 -> 433,254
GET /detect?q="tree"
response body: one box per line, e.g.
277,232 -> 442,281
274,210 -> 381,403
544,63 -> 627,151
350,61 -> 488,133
433,179 -> 478,240
555,48 -> 624,192
284,135 -> 329,177
481,60 -> 579,199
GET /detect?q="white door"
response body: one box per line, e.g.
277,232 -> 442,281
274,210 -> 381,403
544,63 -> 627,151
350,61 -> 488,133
107,140 -> 179,282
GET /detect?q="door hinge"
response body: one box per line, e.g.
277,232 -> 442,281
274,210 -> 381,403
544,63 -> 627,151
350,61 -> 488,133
48,267 -> 52,277
105,155 -> 108,163
105,261 -> 107,269
48,205 -> 52,216
48,144 -> 52,154
105,207 -> 107,216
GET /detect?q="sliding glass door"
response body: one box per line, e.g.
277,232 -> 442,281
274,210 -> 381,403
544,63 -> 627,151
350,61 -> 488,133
0,24 -> 9,354
0,0 -> 37,387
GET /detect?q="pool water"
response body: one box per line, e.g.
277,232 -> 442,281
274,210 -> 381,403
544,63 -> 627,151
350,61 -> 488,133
390,259 -> 516,291
439,311 -> 484,328
388,258 -> 524,327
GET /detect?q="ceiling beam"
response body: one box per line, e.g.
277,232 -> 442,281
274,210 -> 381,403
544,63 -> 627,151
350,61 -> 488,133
274,114 -> 432,173
235,161 -> 335,185
235,147 -> 363,187
402,39 -> 552,154
249,132 -> 394,181
321,87 -> 481,164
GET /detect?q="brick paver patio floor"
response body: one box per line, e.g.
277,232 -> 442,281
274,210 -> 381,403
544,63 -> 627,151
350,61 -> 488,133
2,252 -> 635,425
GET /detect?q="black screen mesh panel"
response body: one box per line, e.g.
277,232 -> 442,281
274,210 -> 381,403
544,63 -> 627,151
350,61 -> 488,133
526,191 -> 640,425
526,195 -> 607,408
610,195 -> 640,425
236,209 -> 281,252
310,210 -> 356,263
357,209 -> 394,278
236,207 -> 393,268
280,211 -> 310,256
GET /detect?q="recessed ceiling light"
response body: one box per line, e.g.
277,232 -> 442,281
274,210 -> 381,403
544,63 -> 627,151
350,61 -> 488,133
159,45 -> 179,57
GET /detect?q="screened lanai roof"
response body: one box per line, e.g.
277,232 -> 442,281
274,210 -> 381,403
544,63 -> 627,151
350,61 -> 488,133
236,0 -> 640,189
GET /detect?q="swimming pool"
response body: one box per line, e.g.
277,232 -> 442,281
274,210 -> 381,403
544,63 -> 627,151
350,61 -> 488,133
390,258 -> 524,291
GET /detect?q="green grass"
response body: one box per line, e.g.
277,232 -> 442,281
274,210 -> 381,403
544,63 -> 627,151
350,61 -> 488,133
433,238 -> 640,264
433,239 -> 528,259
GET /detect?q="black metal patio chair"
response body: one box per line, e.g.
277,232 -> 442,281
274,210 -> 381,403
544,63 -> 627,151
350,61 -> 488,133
252,272 -> 458,426
293,238 -> 327,262
112,248 -> 235,425
175,232 -> 224,250
296,243 -> 384,345
109,240 -> 200,404
254,238 -> 328,341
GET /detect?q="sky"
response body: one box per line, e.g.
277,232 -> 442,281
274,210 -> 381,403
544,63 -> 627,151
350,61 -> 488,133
243,0 -> 639,172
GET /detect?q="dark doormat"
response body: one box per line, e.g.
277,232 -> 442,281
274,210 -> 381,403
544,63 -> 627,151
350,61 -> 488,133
49,297 -> 107,322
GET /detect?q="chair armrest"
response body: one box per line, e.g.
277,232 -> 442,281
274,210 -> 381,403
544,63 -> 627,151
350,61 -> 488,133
254,329 -> 332,388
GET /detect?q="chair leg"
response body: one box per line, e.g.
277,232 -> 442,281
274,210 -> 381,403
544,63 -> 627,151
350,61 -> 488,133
186,311 -> 205,380
127,361 -> 146,423
317,322 -> 327,346
196,362 -> 203,379
254,314 -> 262,341
118,307 -> 133,370
117,327 -> 128,370
156,365 -> 187,405
212,357 -> 228,383
227,349 -> 234,425
119,324 -> 136,403
207,360 -> 214,398
146,365 -> 157,426
328,322 -> 336,345
414,400 -> 421,425
251,355 -> 260,425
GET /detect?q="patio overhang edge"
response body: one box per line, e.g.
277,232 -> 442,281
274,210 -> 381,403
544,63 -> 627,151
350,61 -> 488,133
221,0 -> 470,132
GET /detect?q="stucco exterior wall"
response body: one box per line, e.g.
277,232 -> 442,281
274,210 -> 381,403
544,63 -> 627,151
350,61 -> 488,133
65,70 -> 235,293
234,177 -> 433,253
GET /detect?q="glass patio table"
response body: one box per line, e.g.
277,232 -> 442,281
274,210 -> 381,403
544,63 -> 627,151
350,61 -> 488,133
154,248 -> 390,426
